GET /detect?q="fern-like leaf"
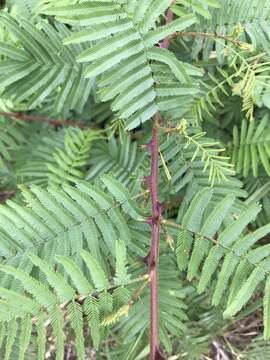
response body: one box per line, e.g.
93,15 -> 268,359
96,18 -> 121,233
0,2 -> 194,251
44,1 -> 198,129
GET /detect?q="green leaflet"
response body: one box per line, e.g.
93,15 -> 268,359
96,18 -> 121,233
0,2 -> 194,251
187,235 -> 209,281
213,223 -> 270,305
18,316 -> 32,360
144,15 -> 197,46
0,287 -> 40,315
4,319 -> 18,360
186,194 -> 234,280
231,116 -> 270,177
86,134 -> 144,186
84,296 -> 100,350
56,255 -> 93,295
138,0 -> 172,33
28,254 -> 76,302
37,313 -> 46,360
0,265 -> 58,308
173,0 -> 220,20
67,301 -> 85,360
182,188 -> 213,232
224,265 -> 266,318
176,230 -> 194,271
101,174 -> 146,220
81,250 -> 109,292
114,240 -> 131,285
99,291 -> 113,316
50,306 -> 65,360
48,128 -> 101,186
200,194 -> 235,238
264,277 -> 270,340
0,117 -> 27,162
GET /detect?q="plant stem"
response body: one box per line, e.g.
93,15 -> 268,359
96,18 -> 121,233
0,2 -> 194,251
0,111 -> 87,128
149,8 -> 174,359
149,115 -> 162,360
171,31 -> 244,47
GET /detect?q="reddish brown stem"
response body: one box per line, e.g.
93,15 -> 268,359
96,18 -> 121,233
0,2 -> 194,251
149,8 -> 174,360
149,115 -> 163,360
0,111 -> 87,128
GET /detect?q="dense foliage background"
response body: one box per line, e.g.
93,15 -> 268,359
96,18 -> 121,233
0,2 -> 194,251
1,0 -> 270,359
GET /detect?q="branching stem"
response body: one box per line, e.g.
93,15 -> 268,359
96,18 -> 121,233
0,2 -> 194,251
0,111 -> 87,128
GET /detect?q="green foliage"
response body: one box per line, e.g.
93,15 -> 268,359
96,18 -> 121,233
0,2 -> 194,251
172,0 -> 220,20
243,336 -> 270,359
15,127 -> 65,186
43,0 -> 199,129
0,116 -> 26,161
0,243 -> 138,359
191,0 -> 270,58
170,188 -> 270,338
159,129 -> 246,211
230,115 -> 270,177
0,13 -> 93,115
86,133 -> 145,186
48,128 -> 101,185
1,0 -> 270,358
0,175 -> 143,277
190,53 -> 270,123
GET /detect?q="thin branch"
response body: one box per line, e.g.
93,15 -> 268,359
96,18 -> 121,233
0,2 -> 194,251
172,31 -> 244,47
0,111 -> 88,128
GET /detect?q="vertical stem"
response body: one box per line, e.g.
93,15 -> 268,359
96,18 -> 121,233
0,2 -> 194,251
149,115 -> 162,360
149,7 -> 174,359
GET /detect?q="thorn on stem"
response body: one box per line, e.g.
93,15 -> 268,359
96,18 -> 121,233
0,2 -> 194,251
143,254 -> 150,266
144,176 -> 151,189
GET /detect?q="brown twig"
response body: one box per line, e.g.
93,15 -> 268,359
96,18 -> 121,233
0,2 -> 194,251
172,31 -> 243,47
0,111 -> 88,129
